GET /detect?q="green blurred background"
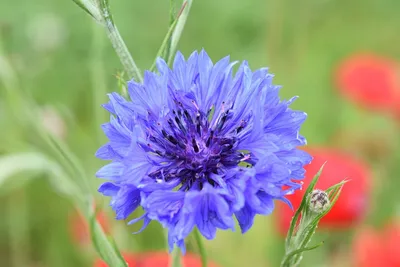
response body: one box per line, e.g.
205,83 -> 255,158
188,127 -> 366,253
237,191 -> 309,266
1,0 -> 400,266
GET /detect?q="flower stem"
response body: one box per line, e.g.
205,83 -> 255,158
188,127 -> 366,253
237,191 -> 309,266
90,22 -> 107,144
97,0 -> 143,82
0,35 -> 127,267
194,228 -> 207,267
170,246 -> 183,267
8,189 -> 29,267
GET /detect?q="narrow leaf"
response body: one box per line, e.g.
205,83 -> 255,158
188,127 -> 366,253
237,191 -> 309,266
285,162 -> 326,249
71,0 -> 102,21
90,203 -> 128,267
281,242 -> 324,267
167,0 -> 193,65
149,2 -> 187,72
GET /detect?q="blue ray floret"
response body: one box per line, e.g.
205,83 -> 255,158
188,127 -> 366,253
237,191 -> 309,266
96,50 -> 312,252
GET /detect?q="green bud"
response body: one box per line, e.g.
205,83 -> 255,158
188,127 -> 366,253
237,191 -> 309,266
309,189 -> 330,213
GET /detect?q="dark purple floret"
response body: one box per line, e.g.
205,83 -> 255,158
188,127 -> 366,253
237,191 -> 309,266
143,101 -> 254,191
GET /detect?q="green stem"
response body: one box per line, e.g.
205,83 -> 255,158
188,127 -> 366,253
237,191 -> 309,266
170,246 -> 183,267
8,189 -> 29,267
167,0 -> 193,65
194,228 -> 207,267
90,22 -> 107,144
98,0 -> 143,82
0,36 -> 127,267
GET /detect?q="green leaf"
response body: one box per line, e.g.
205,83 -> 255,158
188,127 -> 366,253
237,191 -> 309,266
149,1 -> 187,72
164,0 -> 178,60
287,180 -> 346,266
167,0 -> 193,65
90,214 -> 128,267
71,0 -> 102,21
115,71 -> 128,97
0,152 -> 49,187
281,241 -> 324,267
285,162 -> 326,250
0,152 -> 80,197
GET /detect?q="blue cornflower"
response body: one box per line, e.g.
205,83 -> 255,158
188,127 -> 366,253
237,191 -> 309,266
96,50 -> 312,252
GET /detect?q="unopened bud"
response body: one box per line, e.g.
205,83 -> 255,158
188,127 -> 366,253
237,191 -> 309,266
309,189 -> 330,213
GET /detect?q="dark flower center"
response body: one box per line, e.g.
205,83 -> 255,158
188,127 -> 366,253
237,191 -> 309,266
144,101 -> 253,190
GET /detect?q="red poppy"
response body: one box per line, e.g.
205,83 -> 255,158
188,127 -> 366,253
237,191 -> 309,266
353,227 -> 385,267
353,223 -> 400,267
69,209 -> 110,244
382,223 -> 400,266
94,253 -> 137,267
335,53 -> 400,113
94,251 -> 220,267
276,148 -> 371,235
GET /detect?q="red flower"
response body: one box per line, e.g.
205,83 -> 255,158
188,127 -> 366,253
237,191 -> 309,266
353,223 -> 400,267
94,253 -> 137,267
69,209 -> 110,244
335,53 -> 400,113
94,251 -> 220,267
276,148 -> 371,235
353,227 -> 385,267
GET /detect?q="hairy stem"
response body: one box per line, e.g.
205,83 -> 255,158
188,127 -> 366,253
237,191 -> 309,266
98,0 -> 143,82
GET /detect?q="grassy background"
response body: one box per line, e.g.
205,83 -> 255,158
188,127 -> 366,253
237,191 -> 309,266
1,0 -> 400,266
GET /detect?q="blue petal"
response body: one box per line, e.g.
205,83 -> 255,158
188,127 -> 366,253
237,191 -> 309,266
255,191 -> 275,215
96,162 -> 124,179
98,182 -> 120,196
111,185 -> 141,220
265,110 -> 307,133
142,190 -> 185,227
128,213 -> 152,234
184,184 -> 235,240
235,204 -> 255,234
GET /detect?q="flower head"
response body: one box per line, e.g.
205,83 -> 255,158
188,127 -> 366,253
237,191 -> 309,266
309,189 -> 330,214
276,147 -> 371,234
334,53 -> 400,114
96,50 -> 311,251
353,223 -> 400,267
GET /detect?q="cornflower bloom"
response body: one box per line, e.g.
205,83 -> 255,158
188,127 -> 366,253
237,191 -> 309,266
96,50 -> 311,252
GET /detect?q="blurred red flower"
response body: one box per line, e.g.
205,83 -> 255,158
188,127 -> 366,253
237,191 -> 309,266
94,251 -> 220,267
94,253 -> 137,267
69,209 -> 110,244
335,53 -> 400,113
276,147 -> 371,235
353,223 -> 400,267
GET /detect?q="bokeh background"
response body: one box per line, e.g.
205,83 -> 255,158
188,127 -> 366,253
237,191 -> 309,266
1,0 -> 400,266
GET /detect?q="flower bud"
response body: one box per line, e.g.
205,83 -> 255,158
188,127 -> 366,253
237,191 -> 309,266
309,189 -> 330,213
